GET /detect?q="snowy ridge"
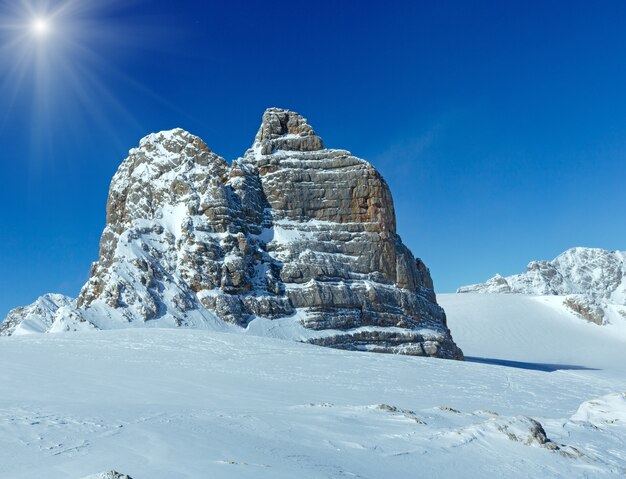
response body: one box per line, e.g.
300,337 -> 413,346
0,294 -> 75,336
457,247 -> 626,326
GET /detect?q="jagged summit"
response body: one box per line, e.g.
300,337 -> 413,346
457,247 -> 626,325
0,294 -> 74,336
254,108 -> 324,153
1,108 -> 462,360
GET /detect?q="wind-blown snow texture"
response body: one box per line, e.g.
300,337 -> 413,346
441,293 -> 626,369
0,292 -> 625,478
0,108 -> 461,359
457,247 -> 626,326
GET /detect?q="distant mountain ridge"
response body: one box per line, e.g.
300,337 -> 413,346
457,247 -> 626,325
0,294 -> 75,335
1,108 -> 462,359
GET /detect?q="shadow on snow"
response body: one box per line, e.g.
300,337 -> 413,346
464,356 -> 600,372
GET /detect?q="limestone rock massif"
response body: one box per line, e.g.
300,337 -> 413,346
458,247 -> 626,325
1,108 -> 463,360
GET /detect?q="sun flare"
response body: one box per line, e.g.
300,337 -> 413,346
0,0 -> 164,149
32,18 -> 49,36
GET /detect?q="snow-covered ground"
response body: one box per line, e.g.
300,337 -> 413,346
441,293 -> 626,371
1,294 -> 625,478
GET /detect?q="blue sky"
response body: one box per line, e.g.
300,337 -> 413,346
1,0 -> 625,317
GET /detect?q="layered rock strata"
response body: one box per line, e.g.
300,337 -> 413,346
1,108 -> 462,359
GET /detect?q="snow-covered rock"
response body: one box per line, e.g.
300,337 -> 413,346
0,294 -> 74,336
570,392 -> 626,428
457,247 -> 626,325
81,472 -> 133,479
1,108 -> 462,359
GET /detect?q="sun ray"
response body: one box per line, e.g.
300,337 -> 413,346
0,0 -> 192,170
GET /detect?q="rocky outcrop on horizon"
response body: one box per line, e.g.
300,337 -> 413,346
1,108 -> 462,360
457,247 -> 626,325
0,294 -> 74,336
81,472 -> 133,479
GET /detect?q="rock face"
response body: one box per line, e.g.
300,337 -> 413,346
457,247 -> 626,325
1,108 -> 462,360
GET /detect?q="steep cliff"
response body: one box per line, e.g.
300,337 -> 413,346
1,108 -> 462,359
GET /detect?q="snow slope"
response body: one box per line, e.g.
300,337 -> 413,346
0,311 -> 625,478
441,293 -> 626,370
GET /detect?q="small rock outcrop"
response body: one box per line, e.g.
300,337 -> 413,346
0,294 -> 74,336
81,472 -> 133,479
457,247 -> 626,325
570,392 -> 626,428
1,108 -> 462,360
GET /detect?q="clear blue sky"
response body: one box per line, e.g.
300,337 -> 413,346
1,0 -> 625,318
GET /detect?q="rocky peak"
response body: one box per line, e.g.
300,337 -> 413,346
254,108 -> 324,154
131,128 -> 226,180
105,128 -> 228,230
457,247 -> 626,326
2,108 -> 462,360
0,294 -> 74,336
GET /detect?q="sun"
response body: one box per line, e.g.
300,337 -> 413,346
0,0 -> 165,151
32,18 -> 50,36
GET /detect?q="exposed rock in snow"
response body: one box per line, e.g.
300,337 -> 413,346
562,296 -> 605,325
0,294 -> 74,336
570,392 -> 626,428
1,108 -> 462,359
81,472 -> 133,479
457,247 -> 626,325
